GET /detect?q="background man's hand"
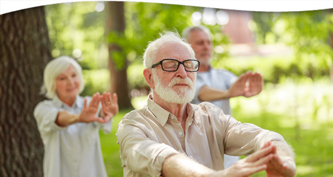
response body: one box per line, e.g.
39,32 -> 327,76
243,72 -> 263,97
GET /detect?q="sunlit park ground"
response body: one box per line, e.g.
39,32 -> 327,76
99,80 -> 333,177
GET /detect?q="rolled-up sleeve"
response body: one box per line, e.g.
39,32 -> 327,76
117,118 -> 179,177
223,113 -> 285,156
33,101 -> 65,138
198,102 -> 285,157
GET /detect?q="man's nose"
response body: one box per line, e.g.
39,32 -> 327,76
203,42 -> 210,49
176,64 -> 187,78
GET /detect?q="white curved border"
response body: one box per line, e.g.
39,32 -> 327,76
1,0 -> 333,15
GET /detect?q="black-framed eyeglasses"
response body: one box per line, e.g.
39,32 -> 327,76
151,59 -> 200,72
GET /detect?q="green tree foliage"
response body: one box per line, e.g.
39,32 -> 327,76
277,10 -> 333,80
108,2 -> 230,91
249,10 -> 333,82
45,2 -> 107,70
107,2 -> 199,68
251,12 -> 275,44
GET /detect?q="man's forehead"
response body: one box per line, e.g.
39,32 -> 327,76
189,29 -> 211,41
156,42 -> 192,59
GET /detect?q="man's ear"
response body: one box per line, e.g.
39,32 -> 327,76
143,68 -> 155,89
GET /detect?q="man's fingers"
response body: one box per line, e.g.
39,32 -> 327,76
253,73 -> 261,83
246,70 -> 253,74
244,164 -> 267,176
268,155 -> 284,169
252,153 -> 274,167
246,145 -> 274,162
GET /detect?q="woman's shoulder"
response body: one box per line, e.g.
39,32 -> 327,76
34,99 -> 57,111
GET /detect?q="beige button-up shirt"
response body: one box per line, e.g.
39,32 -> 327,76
116,95 -> 285,177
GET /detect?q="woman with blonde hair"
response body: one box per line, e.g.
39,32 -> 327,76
34,56 -> 118,177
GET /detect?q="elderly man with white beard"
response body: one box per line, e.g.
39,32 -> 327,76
116,32 -> 296,177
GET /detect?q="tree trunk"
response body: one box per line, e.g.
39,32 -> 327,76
0,7 -> 52,177
106,1 -> 133,109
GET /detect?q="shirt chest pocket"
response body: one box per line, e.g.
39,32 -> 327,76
79,123 -> 98,147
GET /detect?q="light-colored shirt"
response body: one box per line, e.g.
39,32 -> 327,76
191,67 -> 239,168
116,95 -> 285,177
34,95 -> 112,177
191,68 -> 238,115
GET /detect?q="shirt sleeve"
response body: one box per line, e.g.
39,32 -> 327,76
201,102 -> 285,156
33,101 -> 66,139
224,116 -> 284,156
223,117 -> 285,156
221,70 -> 238,89
116,115 -> 179,176
94,119 -> 113,134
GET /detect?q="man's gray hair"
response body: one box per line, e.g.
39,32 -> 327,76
41,56 -> 85,99
143,31 -> 195,68
182,26 -> 212,42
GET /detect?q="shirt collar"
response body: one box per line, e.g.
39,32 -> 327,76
146,94 -> 195,126
53,95 -> 82,109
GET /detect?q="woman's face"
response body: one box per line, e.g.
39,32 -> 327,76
55,65 -> 80,100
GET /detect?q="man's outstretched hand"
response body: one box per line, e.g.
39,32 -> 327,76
228,71 -> 263,98
243,71 -> 263,97
264,141 -> 297,177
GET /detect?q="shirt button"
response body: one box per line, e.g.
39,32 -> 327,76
179,132 -> 183,136
171,116 -> 174,119
190,156 -> 193,158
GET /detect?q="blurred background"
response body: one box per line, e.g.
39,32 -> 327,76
1,1 -> 333,176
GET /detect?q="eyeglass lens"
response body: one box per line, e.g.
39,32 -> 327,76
162,60 -> 198,71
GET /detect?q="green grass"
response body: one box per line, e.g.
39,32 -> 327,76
99,109 -> 132,177
233,110 -> 333,177
100,83 -> 333,176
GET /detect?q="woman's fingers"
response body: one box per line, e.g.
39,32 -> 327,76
88,93 -> 100,107
103,92 -> 108,105
112,93 -> 118,106
83,98 -> 87,109
103,113 -> 112,122
93,117 -> 105,123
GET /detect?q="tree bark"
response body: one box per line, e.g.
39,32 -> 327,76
106,1 -> 133,109
0,7 -> 52,177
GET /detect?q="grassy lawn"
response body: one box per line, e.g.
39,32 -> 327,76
234,111 -> 333,177
99,109 -> 131,177
100,83 -> 333,176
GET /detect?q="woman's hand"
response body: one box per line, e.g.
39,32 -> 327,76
78,93 -> 105,123
99,92 -> 119,123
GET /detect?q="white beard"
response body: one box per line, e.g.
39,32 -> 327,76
152,69 -> 196,104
